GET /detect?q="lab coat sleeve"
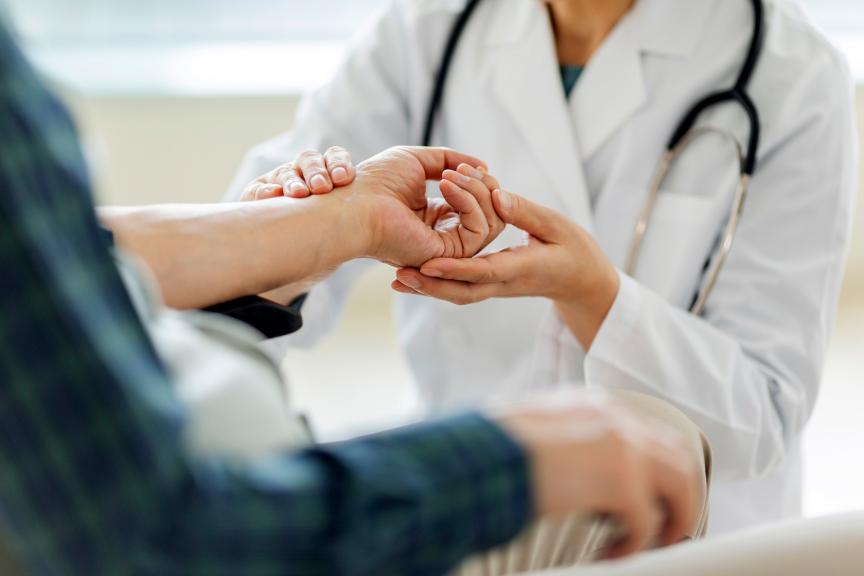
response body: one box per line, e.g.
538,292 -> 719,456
583,49 -> 857,482
224,0 -> 429,350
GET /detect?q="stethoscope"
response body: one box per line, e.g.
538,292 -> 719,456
422,0 -> 765,316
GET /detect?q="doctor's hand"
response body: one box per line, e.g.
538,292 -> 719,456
497,391 -> 699,559
393,188 -> 620,350
240,147 -> 357,200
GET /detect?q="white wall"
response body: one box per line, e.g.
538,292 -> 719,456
67,90 -> 864,293
66,94 -> 299,205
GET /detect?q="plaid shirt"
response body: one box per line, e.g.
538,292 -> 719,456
0,24 -> 530,576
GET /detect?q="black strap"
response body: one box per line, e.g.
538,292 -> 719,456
422,0 -> 485,146
205,294 -> 306,340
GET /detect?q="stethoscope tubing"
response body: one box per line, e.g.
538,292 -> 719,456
423,0 -> 765,316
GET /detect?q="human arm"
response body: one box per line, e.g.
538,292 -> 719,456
0,32 -> 699,574
100,147 -> 490,310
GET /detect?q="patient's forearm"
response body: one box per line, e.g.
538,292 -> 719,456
100,196 -> 366,310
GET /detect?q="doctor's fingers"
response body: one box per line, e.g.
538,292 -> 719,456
240,181 -> 285,201
419,248 -> 533,284
292,150 -> 335,194
493,189 -> 572,242
268,164 -> 312,198
323,146 -> 356,186
393,268 -> 511,306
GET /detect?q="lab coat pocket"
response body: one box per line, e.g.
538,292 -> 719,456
632,193 -> 723,309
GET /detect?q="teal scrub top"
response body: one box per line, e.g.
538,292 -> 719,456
560,65 -> 584,98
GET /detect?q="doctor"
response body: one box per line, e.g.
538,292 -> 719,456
229,0 -> 857,533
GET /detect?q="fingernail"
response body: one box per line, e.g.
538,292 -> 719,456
455,172 -> 473,185
399,275 -> 421,290
423,268 -> 443,278
289,182 -> 308,195
332,167 -> 348,182
461,164 -> 484,179
497,189 -> 513,212
310,174 -> 328,190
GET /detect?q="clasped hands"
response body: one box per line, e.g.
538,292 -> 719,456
241,147 -> 701,556
243,145 -> 620,349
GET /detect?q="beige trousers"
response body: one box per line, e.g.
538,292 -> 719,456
452,391 -> 714,576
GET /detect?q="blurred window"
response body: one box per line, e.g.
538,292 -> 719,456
6,0 -> 388,45
4,0 -> 863,95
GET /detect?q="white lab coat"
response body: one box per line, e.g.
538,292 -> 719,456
227,0 -> 857,534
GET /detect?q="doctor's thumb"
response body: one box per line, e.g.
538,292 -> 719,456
493,189 -> 566,240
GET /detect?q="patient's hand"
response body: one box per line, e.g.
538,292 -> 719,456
498,391 -> 699,559
245,146 -> 507,268
352,147 -> 506,267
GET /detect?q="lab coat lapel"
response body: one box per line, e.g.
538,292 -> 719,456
484,1 -> 594,233
570,9 -> 646,160
570,0 -> 716,159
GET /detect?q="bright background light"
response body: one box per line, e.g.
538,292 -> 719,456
6,0 -> 864,95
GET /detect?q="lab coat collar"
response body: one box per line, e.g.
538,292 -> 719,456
483,0 -> 714,56
570,0 -> 716,159
635,0 -> 718,57
484,0 -> 595,232
484,0 -> 715,159
570,11 -> 646,159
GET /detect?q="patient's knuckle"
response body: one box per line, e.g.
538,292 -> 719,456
297,149 -> 321,164
274,164 -> 294,179
326,145 -> 348,158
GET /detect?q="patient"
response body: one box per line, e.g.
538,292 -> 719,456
0,22 -> 702,575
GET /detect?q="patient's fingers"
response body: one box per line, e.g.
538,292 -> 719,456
295,150 -> 334,194
649,438 -> 699,547
606,487 -> 656,560
605,431 -> 697,560
439,180 -> 491,256
446,165 -> 505,243
404,147 -> 487,181
323,146 -> 356,186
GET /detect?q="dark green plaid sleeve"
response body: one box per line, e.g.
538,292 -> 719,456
0,23 -> 531,576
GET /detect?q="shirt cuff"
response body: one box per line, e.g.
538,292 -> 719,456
585,270 -> 642,372
98,226 -> 115,247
